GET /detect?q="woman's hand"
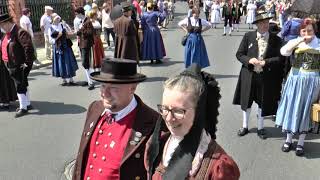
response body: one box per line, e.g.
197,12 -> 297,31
303,35 -> 314,43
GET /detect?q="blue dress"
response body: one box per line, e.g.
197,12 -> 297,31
141,11 -> 166,60
184,18 -> 210,68
275,37 -> 320,134
50,24 -> 78,79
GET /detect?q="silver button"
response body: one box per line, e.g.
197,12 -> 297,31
89,165 -> 93,169
135,132 -> 142,138
108,132 -> 112,137
104,144 -> 108,148
99,130 -> 103,134
135,153 -> 141,158
102,156 -> 106,161
93,153 -> 97,158
98,168 -> 102,173
86,132 -> 90,136
134,137 -> 141,142
87,177 -> 90,180
96,141 -> 99,145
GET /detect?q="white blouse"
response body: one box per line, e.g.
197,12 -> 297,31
178,17 -> 211,27
280,37 -> 320,56
48,23 -> 63,44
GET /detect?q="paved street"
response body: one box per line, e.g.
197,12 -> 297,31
0,2 -> 320,180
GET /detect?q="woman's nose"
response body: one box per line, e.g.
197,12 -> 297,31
165,111 -> 175,122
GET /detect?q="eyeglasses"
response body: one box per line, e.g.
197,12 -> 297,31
157,104 -> 192,120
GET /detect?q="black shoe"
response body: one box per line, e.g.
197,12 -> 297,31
295,145 -> 304,156
222,33 -> 226,36
15,109 -> 28,118
88,84 -> 95,90
237,128 -> 249,136
257,129 -> 267,139
150,60 -> 154,64
281,142 -> 292,152
68,82 -> 77,86
27,105 -> 33,111
229,33 -> 232,36
60,82 -> 68,86
80,82 -> 88,87
155,60 -> 163,64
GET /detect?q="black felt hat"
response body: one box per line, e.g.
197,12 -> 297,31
0,14 -> 12,24
253,7 -> 273,24
90,58 -> 146,84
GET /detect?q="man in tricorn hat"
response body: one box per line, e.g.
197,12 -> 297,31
72,58 -> 161,180
0,13 -> 35,118
233,9 -> 284,139
113,2 -> 140,62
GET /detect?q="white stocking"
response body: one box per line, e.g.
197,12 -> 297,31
257,108 -> 264,130
285,133 -> 293,143
242,108 -> 251,128
297,134 -> 306,147
85,69 -> 93,85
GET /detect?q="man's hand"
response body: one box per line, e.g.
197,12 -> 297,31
249,58 -> 260,65
257,60 -> 266,67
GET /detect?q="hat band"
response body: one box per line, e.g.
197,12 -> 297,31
100,72 -> 140,80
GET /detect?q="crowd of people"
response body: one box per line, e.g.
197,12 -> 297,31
0,0 -> 319,179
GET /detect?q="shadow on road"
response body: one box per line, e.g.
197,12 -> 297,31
139,58 -> 182,67
304,141 -> 320,159
29,71 -> 51,77
27,101 -> 87,115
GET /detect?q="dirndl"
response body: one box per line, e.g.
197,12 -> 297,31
52,43 -> 79,78
184,33 -> 210,68
275,68 -> 320,134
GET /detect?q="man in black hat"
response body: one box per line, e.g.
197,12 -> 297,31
113,2 -> 140,62
72,58 -> 161,180
0,13 -> 35,118
233,10 -> 284,139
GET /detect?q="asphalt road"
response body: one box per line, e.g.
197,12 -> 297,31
0,2 -> 319,180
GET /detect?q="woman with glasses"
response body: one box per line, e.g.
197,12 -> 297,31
145,64 -> 240,180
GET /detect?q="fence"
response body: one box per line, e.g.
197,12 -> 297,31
0,0 -> 8,14
25,0 -> 74,32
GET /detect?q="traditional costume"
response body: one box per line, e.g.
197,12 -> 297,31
222,2 -> 234,36
232,2 -> 242,32
0,14 -> 35,118
246,1 -> 256,29
233,11 -> 284,139
73,59 -> 161,180
178,17 -> 211,68
0,32 -> 17,110
275,36 -> 320,156
49,16 -> 78,85
91,20 -> 104,70
145,64 -> 240,180
114,3 -> 140,62
140,4 -> 166,64
210,2 -> 221,28
77,16 -> 95,90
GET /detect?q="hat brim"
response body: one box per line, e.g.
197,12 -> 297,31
0,17 -> 12,24
90,72 -> 147,84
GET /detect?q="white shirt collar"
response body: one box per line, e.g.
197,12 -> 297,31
102,96 -> 137,122
257,31 -> 269,38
